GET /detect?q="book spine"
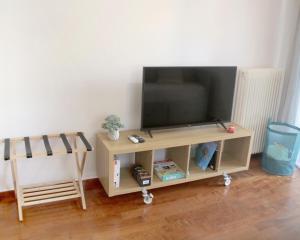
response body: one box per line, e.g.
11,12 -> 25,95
114,157 -> 120,188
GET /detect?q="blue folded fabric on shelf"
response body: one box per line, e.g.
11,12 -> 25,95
195,142 -> 217,170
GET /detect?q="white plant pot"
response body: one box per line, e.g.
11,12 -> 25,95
108,130 -> 120,141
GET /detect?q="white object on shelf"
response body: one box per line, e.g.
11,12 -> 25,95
113,157 -> 120,188
128,135 -> 139,144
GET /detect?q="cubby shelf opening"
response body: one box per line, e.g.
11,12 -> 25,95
153,146 -> 189,183
219,137 -> 251,172
113,150 -> 153,192
188,141 -> 222,177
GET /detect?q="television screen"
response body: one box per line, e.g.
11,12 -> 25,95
141,66 -> 237,130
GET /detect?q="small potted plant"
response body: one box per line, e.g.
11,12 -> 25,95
102,115 -> 124,141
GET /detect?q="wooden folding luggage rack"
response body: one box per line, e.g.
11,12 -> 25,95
1,132 -> 93,221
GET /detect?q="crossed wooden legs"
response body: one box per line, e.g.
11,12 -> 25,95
11,159 -> 23,221
74,137 -> 87,210
10,138 -> 88,222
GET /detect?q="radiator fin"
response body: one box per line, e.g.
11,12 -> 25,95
232,68 -> 284,154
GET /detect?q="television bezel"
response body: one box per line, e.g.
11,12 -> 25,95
140,66 -> 237,131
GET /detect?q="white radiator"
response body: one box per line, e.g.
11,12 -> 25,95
232,68 -> 285,154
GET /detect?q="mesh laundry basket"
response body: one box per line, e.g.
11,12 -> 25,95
262,121 -> 300,176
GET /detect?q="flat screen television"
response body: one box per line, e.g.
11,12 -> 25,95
141,66 -> 237,130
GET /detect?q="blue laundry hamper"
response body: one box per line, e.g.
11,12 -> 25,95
262,121 -> 300,176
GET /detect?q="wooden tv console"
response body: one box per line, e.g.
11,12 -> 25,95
96,123 -> 253,198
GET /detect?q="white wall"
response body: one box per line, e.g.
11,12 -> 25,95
0,0 -> 285,192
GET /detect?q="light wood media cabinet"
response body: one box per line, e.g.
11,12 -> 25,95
96,123 -> 253,198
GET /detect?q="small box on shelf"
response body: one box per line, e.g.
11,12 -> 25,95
154,159 -> 185,182
131,164 -> 151,187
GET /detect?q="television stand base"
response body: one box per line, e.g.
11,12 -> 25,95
96,123 -> 253,197
147,130 -> 153,138
215,118 -> 227,131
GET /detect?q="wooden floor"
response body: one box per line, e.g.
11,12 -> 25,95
1,157 -> 300,240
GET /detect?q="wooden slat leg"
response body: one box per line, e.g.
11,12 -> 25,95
10,160 -> 17,197
11,142 -> 23,221
11,158 -> 23,221
12,159 -> 23,222
80,152 -> 87,176
78,152 -> 87,209
74,137 -> 87,210
77,176 -> 86,210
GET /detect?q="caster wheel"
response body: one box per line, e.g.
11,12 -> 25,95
141,188 -> 153,204
223,173 -> 232,186
144,196 -> 153,204
224,179 -> 231,186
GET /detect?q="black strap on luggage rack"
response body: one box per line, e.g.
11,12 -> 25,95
24,137 -> 32,158
77,132 -> 92,151
60,134 -> 72,154
4,138 -> 10,161
42,135 -> 53,156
